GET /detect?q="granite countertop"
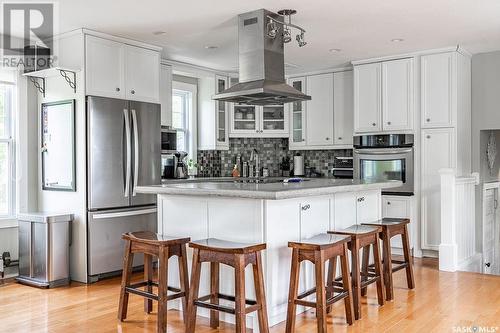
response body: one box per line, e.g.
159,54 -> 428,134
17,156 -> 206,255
136,178 -> 402,200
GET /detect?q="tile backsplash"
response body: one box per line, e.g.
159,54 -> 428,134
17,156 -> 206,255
198,138 -> 352,177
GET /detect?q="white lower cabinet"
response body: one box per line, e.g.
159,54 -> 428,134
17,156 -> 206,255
382,195 -> 413,248
333,190 -> 381,229
421,128 -> 455,250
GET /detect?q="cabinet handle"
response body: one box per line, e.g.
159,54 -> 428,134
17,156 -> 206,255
426,118 -> 430,122
372,123 -> 376,126
426,135 -> 431,139
387,201 -> 391,205
338,137 -> 342,140
301,204 -> 311,211
131,90 -> 135,94
302,139 -> 305,142
485,262 -> 491,267
116,87 -> 120,92
357,197 -> 365,202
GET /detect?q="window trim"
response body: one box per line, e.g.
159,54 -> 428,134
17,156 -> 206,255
172,81 -> 197,163
0,79 -> 16,220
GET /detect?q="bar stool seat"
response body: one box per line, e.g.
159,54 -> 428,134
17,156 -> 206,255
118,231 -> 190,333
329,225 -> 385,320
186,238 -> 269,333
362,218 -> 415,301
286,233 -> 355,333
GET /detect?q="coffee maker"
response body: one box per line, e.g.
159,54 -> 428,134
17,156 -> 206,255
161,151 -> 188,179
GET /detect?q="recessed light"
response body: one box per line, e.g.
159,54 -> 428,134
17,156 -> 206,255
391,38 -> 404,42
204,45 -> 218,49
152,31 -> 166,36
329,48 -> 341,53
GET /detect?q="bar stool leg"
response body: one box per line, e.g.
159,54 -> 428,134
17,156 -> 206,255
157,246 -> 169,333
285,248 -> 300,333
234,254 -> 247,333
373,236 -> 385,306
340,244 -> 354,325
144,253 -> 153,314
326,257 -> 337,314
252,251 -> 270,333
178,244 -> 190,325
402,225 -> 415,289
314,250 -> 327,333
186,248 -> 202,333
382,232 -> 394,301
118,239 -> 134,321
210,262 -> 220,328
360,245 -> 370,297
350,239 -> 362,320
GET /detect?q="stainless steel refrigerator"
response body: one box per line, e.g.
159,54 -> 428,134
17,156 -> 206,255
86,96 -> 160,281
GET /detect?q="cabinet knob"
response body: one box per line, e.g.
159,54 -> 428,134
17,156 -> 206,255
301,204 -> 311,211
387,201 -> 391,205
302,139 -> 305,142
357,197 -> 365,202
387,121 -> 391,125
256,130 -> 259,133
338,137 -> 342,140
426,135 -> 431,139
116,87 -> 120,92
426,118 -> 430,122
131,90 -> 135,94
325,137 -> 330,141
372,123 -> 376,126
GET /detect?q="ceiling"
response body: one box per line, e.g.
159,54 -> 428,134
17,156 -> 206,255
17,0 -> 500,74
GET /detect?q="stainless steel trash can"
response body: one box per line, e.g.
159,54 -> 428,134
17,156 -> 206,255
16,213 -> 73,288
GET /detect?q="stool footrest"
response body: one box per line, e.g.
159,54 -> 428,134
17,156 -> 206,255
194,292 -> 260,315
125,281 -> 185,302
367,259 -> 409,273
294,290 -> 349,308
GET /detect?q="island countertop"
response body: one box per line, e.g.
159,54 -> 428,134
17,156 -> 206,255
136,178 -> 402,200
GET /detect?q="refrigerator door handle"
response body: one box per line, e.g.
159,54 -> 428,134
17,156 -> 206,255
131,109 -> 139,197
124,109 -> 131,198
92,208 -> 157,220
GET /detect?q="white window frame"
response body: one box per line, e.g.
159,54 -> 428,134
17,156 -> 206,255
0,77 -> 16,223
172,81 -> 197,162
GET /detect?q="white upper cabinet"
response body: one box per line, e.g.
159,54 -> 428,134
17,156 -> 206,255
215,75 -> 229,148
85,35 -> 125,99
354,63 -> 382,133
333,71 -> 354,145
382,58 -> 414,131
160,64 -> 172,127
85,35 -> 160,103
421,52 -> 455,128
230,104 -> 288,138
306,73 -> 334,146
124,45 -> 160,103
288,77 -> 307,148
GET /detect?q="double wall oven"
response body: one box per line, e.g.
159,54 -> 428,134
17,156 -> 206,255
353,134 -> 414,195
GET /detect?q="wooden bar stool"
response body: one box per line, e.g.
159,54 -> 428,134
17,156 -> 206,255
186,238 -> 269,333
328,225 -> 385,320
286,233 -> 354,333
118,231 -> 190,333
362,218 -> 415,301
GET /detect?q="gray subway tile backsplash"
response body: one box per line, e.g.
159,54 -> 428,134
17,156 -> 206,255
198,138 -> 352,177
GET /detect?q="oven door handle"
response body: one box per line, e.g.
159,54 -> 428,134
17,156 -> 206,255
354,148 -> 413,155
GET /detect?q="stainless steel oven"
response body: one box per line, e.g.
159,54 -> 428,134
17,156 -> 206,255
353,134 -> 414,195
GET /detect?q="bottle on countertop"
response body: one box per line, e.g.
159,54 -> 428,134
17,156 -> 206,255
232,164 -> 240,177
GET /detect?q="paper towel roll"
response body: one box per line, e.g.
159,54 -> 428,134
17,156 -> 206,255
294,155 -> 304,176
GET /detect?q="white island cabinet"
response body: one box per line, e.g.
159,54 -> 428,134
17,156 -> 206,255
137,179 -> 399,330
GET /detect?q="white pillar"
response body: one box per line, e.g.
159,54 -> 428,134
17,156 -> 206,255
439,168 -> 458,271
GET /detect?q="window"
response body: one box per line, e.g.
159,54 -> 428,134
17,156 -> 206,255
0,70 -> 15,218
172,81 -> 197,161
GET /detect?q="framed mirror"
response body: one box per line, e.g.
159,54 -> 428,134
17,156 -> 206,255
41,99 -> 76,191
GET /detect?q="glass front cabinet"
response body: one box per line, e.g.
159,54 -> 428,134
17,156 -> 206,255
287,77 -> 306,148
215,75 -> 229,149
230,104 -> 289,137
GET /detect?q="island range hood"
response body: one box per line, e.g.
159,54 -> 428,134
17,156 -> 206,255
213,9 -> 311,105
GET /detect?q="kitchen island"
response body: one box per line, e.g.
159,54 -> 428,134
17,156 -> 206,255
136,178 -> 400,331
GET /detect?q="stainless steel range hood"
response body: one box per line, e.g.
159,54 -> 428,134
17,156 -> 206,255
213,9 -> 311,105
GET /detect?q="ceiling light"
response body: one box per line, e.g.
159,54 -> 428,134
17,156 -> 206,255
267,20 -> 279,39
283,27 -> 292,43
204,45 -> 218,49
152,31 -> 166,36
329,48 -> 341,53
391,38 -> 404,42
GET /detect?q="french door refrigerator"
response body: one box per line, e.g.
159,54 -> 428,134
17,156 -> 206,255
86,96 -> 160,281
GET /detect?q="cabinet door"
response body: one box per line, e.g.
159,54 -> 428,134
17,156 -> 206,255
306,73 -> 334,146
382,58 -> 414,131
356,191 -> 381,224
333,192 -> 356,229
382,195 -> 412,248
333,70 -> 354,145
261,105 -> 288,136
230,105 -> 259,136
215,75 -> 229,148
354,63 -> 382,133
288,77 -> 306,148
85,35 -> 125,98
421,52 -> 455,128
124,45 -> 160,103
421,128 -> 455,249
300,198 -> 330,238
160,64 -> 172,127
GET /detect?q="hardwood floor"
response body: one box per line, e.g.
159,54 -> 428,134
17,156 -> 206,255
0,258 -> 499,332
